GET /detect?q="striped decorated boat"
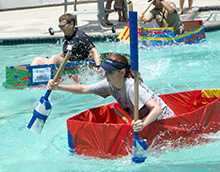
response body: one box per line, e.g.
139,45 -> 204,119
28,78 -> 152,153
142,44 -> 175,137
118,20 -> 206,47
67,89 -> 220,159
4,53 -> 130,89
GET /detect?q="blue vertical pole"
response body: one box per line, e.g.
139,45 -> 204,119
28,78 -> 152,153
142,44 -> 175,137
129,11 -> 138,72
129,11 -> 147,163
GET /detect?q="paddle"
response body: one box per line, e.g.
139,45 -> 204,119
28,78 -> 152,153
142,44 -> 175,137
139,0 -> 153,19
117,1 -> 153,41
110,106 -> 131,155
129,11 -> 147,163
112,106 -> 129,124
27,46 -> 72,134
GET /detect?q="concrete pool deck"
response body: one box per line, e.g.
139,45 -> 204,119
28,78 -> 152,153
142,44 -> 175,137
0,0 -> 219,40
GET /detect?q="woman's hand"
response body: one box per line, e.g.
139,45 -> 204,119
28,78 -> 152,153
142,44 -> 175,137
132,119 -> 144,132
47,79 -> 58,90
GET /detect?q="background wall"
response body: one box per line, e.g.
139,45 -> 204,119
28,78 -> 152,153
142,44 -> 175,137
0,0 -> 75,10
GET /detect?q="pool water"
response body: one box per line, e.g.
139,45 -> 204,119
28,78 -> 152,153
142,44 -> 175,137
0,31 -> 220,172
193,11 -> 220,21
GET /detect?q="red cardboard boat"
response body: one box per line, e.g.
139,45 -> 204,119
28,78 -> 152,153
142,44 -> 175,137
67,89 -> 220,158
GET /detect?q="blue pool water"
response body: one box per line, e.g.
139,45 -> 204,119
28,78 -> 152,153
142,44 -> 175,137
0,31 -> 220,172
193,11 -> 220,21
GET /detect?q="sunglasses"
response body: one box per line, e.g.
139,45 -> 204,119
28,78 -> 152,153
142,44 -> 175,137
58,23 -> 69,29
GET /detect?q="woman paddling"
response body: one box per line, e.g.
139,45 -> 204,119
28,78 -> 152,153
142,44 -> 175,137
47,54 -> 175,132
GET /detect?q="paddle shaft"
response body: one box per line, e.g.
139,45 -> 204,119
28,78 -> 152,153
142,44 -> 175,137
54,51 -> 72,82
140,1 -> 153,18
45,50 -> 72,99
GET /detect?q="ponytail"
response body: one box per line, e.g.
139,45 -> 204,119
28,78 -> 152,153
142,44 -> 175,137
125,66 -> 143,83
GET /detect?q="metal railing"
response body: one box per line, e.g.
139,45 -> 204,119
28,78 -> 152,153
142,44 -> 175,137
63,0 -> 131,32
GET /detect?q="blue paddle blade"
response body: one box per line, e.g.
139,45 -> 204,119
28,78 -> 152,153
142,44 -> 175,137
27,92 -> 52,134
132,132 -> 147,163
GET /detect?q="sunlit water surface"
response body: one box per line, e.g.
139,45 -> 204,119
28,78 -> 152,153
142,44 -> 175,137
193,11 -> 220,22
0,31 -> 220,172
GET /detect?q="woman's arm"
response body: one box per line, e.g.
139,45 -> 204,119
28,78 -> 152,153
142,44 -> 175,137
142,98 -> 163,127
132,98 -> 163,132
47,80 -> 92,94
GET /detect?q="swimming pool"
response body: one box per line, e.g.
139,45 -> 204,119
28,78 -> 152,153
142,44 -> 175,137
0,31 -> 220,171
193,11 -> 220,21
